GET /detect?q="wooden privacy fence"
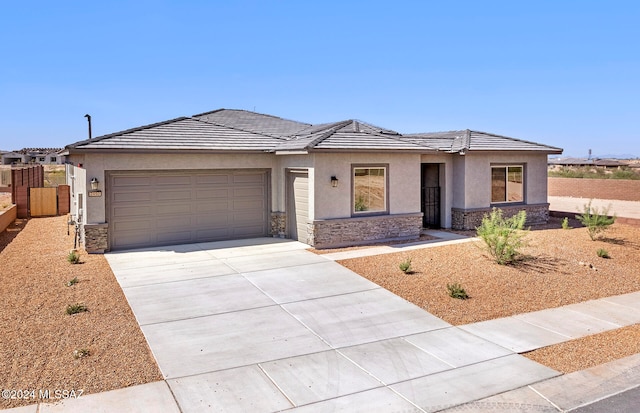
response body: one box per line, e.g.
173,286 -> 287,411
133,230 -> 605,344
30,188 -> 58,216
8,165 -> 70,218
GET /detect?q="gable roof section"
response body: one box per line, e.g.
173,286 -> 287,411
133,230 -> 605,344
66,110 -> 563,154
275,120 -> 432,152
402,130 -> 562,154
67,117 -> 283,151
193,109 -> 311,137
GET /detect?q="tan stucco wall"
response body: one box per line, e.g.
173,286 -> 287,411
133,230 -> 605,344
312,152 -> 421,219
459,152 -> 549,208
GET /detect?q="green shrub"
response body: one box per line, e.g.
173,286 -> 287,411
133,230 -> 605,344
66,303 -> 87,315
597,248 -> 610,258
67,250 -> 80,264
576,201 -> 616,241
399,258 -> 412,273
447,283 -> 469,300
476,208 -> 528,265
561,217 -> 571,230
66,277 -> 79,287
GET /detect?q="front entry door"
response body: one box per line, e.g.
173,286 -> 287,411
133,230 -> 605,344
421,164 -> 441,228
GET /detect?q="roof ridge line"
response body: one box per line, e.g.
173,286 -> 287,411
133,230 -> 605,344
299,120 -> 353,150
192,117 -> 288,141
66,117 -> 190,148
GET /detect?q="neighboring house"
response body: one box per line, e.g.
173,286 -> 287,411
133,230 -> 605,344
65,109 -> 562,253
548,157 -> 625,170
1,148 -> 65,165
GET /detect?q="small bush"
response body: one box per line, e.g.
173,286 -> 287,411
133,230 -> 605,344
66,303 -> 88,315
66,277 -> 79,287
476,208 -> 528,265
597,248 -> 610,259
67,250 -> 80,264
399,258 -> 412,273
73,348 -> 91,359
561,217 -> 571,230
576,200 -> 616,241
447,283 -> 469,300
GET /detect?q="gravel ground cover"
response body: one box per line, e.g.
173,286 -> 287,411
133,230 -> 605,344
0,216 -> 162,409
337,218 -> 640,372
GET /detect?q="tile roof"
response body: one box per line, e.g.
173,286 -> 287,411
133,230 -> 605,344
193,109 -> 310,137
402,130 -> 563,153
66,109 -> 563,154
68,117 -> 283,151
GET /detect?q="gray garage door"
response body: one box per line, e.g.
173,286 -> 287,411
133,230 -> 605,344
109,170 -> 269,250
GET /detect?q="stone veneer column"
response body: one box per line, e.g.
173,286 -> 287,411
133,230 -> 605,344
270,212 -> 286,238
83,223 -> 108,253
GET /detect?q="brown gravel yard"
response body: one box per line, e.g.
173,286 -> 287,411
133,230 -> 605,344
0,216 -> 162,409
337,218 -> 640,372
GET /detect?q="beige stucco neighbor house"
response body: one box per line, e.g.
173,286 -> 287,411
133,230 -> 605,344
64,109 -> 562,253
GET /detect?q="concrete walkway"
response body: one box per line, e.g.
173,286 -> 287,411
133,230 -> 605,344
549,196 -> 640,221
17,237 -> 640,413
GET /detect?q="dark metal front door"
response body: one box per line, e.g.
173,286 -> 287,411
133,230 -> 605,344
421,164 -> 441,228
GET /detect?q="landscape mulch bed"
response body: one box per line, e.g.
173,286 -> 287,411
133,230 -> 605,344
0,216 -> 162,409
337,218 -> 640,373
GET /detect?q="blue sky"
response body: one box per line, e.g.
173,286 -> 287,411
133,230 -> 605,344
1,1 -> 638,157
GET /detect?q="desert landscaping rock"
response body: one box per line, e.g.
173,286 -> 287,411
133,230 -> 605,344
0,216 -> 162,410
338,219 -> 640,372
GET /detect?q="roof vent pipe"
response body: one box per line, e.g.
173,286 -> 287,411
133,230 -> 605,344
84,114 -> 92,141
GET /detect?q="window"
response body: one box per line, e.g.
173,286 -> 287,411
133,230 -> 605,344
50,157 -> 57,162
353,166 -> 387,214
38,157 -> 46,162
491,165 -> 523,203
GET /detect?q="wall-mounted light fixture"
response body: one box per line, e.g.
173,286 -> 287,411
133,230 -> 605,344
90,177 -> 100,190
331,176 -> 339,188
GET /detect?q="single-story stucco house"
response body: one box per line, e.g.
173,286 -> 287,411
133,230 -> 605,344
64,109 -> 562,253
2,148 -> 65,165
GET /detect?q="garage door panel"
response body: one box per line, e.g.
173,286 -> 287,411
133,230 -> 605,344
113,176 -> 152,186
112,220 -> 152,231
195,201 -> 232,213
196,214 -> 231,226
233,174 -> 264,184
112,205 -> 153,218
156,176 -> 191,186
110,170 -> 268,250
156,203 -> 192,215
113,192 -> 152,202
113,232 -> 152,248
157,216 -> 192,229
234,187 -> 265,197
157,231 -> 193,244
156,190 -> 192,201
196,175 -> 230,185
195,189 -> 230,200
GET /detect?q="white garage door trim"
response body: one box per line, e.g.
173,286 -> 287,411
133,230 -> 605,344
107,169 -> 269,250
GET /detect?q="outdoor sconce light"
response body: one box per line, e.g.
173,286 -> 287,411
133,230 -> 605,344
331,176 -> 339,188
90,177 -> 100,190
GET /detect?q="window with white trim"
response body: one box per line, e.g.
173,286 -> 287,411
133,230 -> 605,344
491,165 -> 524,203
353,166 -> 387,214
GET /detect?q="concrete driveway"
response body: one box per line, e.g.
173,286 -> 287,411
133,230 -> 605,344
104,237 -> 558,413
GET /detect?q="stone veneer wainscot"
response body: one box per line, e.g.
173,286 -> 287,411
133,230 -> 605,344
451,203 -> 550,230
308,213 -> 423,249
